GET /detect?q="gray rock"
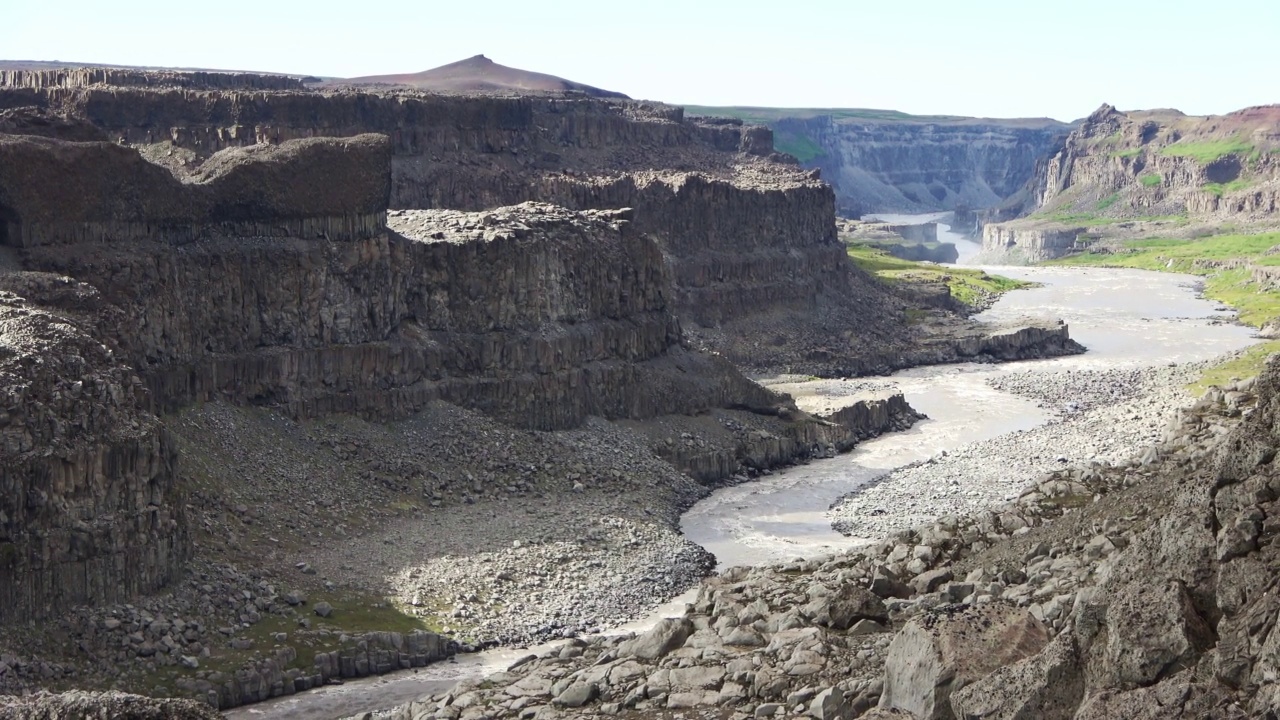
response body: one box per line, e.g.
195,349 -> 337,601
617,618 -> 692,660
808,688 -> 850,720
314,602 -> 334,618
880,604 -> 1050,720
949,634 -> 1083,720
554,682 -> 598,707
912,568 -> 954,595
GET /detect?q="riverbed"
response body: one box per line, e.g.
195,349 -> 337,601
228,240 -> 1259,718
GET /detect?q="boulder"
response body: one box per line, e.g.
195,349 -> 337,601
808,688 -> 851,720
1084,580 -> 1214,688
617,618 -> 693,661
879,604 -> 1050,720
553,682 -> 598,708
949,634 -> 1083,719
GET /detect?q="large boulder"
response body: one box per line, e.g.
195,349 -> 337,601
949,634 -> 1083,719
1081,580 -> 1214,689
879,603 -> 1051,720
617,618 -> 693,661
805,584 -> 889,630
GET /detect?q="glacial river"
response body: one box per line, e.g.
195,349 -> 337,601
228,217 -> 1260,719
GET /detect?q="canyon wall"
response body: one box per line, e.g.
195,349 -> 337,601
0,83 -> 927,369
770,115 -> 1070,215
0,277 -> 186,625
0,132 -> 795,624
983,104 -> 1280,261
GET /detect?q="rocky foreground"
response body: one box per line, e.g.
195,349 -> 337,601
358,358 -> 1277,719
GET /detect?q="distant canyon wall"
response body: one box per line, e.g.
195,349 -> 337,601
772,115 -> 1070,216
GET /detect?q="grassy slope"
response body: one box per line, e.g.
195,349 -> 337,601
847,245 -> 1030,308
1045,233 -> 1280,390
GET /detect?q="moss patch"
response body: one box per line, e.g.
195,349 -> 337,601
1159,137 -> 1254,163
847,245 -> 1030,309
1187,340 -> 1280,395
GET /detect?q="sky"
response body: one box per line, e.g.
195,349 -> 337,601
3,0 -> 1276,122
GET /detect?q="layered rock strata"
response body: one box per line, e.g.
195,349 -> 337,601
980,222 -> 1084,263
770,115 -> 1070,215
1,79 -> 1080,373
983,104 -> 1280,261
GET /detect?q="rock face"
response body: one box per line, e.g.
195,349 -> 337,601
0,80 -> 1081,375
768,115 -> 1070,215
979,222 -> 1083,263
878,605 -> 1050,719
0,281 -> 186,625
983,103 -> 1280,261
0,690 -> 222,719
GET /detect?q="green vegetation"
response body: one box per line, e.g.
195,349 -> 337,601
1159,137 -> 1254,163
847,245 -> 1031,308
1047,232 -> 1280,390
1096,193 -> 1121,211
773,130 -> 825,162
1112,147 -> 1144,158
681,106 -> 969,124
1140,173 -> 1163,187
1202,179 -> 1252,197
1187,340 -> 1280,395
1029,207 -> 1187,227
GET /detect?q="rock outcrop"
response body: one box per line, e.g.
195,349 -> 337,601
983,103 -> 1280,261
1,79 -> 1081,374
0,690 -> 221,719
979,222 -> 1084,263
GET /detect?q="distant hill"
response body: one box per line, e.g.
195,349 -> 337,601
333,55 -> 629,98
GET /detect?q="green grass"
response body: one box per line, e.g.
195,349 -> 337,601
1202,179 -> 1252,197
1045,232 -> 1280,328
1096,193 -> 1121,211
1187,340 -> 1280,395
773,130 -> 825,162
1140,173 -> 1162,187
1029,208 -> 1187,227
847,245 -> 1030,308
1159,137 -> 1255,163
1048,231 -> 1280,392
1112,147 -> 1144,158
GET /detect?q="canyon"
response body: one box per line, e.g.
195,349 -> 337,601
684,107 -> 1071,217
3,58 -> 1279,720
0,67 -> 1083,713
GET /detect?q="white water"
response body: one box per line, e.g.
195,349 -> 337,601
228,217 -> 1259,718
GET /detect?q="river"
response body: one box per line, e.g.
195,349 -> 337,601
228,216 -> 1260,718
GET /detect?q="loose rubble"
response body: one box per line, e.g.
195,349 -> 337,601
359,359 -> 1272,719
829,363 -> 1201,539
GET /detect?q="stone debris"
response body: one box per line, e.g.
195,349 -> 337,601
360,363 -> 1271,720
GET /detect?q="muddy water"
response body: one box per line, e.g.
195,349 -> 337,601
679,264 -> 1257,569
228,260 -> 1258,718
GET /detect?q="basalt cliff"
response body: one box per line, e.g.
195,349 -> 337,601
981,103 -> 1280,262
686,107 -> 1071,217
0,69 -> 1082,711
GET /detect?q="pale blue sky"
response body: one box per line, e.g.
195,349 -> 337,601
4,0 -> 1275,121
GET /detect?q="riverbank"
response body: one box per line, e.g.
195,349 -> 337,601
359,345 -> 1269,720
828,362 -> 1202,539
